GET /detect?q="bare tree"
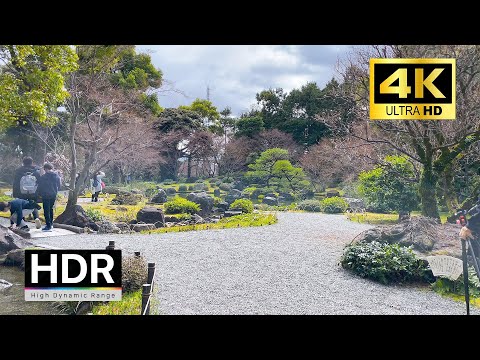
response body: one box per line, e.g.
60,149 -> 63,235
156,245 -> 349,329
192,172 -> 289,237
321,45 -> 480,219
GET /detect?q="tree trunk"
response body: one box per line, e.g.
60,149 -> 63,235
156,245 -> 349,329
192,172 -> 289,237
419,166 -> 440,220
187,155 -> 192,179
441,165 -> 459,212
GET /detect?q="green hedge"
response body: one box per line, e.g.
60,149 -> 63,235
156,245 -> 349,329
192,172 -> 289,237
164,197 -> 200,214
229,199 -> 254,213
320,197 -> 348,213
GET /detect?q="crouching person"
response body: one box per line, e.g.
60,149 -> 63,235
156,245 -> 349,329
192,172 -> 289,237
0,199 -> 42,232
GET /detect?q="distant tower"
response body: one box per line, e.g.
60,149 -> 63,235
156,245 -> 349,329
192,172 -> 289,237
206,85 -> 210,101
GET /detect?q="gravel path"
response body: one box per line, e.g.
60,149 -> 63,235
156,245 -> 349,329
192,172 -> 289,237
36,212 -> 476,315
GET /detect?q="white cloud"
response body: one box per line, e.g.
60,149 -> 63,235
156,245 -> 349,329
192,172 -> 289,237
137,45 -> 352,116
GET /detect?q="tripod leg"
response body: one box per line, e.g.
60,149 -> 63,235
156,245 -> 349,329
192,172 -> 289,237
462,239 -> 470,315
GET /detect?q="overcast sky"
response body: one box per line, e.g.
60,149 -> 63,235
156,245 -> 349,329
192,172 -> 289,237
137,45 -> 353,116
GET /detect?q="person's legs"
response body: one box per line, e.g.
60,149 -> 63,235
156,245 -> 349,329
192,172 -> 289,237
94,191 -> 100,202
49,198 -> 55,228
43,199 -> 54,229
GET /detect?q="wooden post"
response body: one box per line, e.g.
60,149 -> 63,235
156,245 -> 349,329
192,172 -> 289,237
141,284 -> 151,315
106,240 -> 115,250
147,262 -> 155,286
135,251 -> 141,257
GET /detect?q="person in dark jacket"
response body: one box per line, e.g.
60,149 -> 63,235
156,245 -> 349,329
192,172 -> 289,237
12,157 -> 41,224
0,199 -> 42,232
36,162 -> 61,232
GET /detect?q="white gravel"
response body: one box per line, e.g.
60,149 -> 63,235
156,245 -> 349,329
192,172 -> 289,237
36,212 -> 477,315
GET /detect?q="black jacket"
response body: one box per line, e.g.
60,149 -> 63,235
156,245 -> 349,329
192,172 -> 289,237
12,165 -> 41,198
36,171 -> 61,200
468,210 -> 480,234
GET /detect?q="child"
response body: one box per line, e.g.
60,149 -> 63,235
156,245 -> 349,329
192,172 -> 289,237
36,162 -> 61,232
0,199 -> 42,232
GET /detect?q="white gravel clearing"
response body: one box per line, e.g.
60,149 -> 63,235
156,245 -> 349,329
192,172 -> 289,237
36,212 -> 477,315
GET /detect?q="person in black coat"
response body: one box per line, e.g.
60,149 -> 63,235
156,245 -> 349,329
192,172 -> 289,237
36,162 -> 61,232
12,157 -> 41,222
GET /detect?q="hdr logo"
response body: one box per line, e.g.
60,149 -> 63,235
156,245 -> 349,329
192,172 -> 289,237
24,249 -> 122,301
369,58 -> 456,120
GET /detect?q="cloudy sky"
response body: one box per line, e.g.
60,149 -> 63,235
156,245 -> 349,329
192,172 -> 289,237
137,45 -> 353,116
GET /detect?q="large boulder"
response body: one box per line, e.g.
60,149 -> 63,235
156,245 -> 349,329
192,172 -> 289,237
219,183 -> 232,192
164,216 -> 180,223
0,225 -> 33,256
225,189 -> 244,204
111,192 -> 143,205
353,216 -> 462,255
344,198 -> 365,211
54,205 -> 99,231
136,207 -> 165,227
0,279 -> 13,291
278,192 -> 294,202
215,201 -> 229,212
232,180 -> 246,191
263,196 -> 278,206
102,186 -> 124,195
213,188 -> 221,197
187,192 -> 214,216
150,189 -> 168,204
97,220 -> 121,234
4,249 -> 25,269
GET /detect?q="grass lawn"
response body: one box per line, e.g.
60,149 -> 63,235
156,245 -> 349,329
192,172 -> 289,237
346,210 -> 451,225
91,290 -> 143,315
143,212 -> 278,234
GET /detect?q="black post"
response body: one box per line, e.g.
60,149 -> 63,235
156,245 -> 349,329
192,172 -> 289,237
106,241 -> 115,250
461,239 -> 470,315
141,284 -> 151,315
135,251 -> 141,257
147,262 -> 155,286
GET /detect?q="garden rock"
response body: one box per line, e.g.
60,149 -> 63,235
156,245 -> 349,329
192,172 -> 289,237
300,189 -> 315,199
54,205 -> 99,231
132,223 -> 156,232
225,189 -> 244,204
150,189 -> 168,204
214,188 -> 221,197
353,216 -> 460,255
216,201 -> 229,212
165,188 -> 177,195
136,207 -> 165,227
187,192 -> 214,216
102,186 -> 123,195
164,216 -> 181,223
0,225 -> 32,256
232,180 -> 246,191
224,210 -> 242,217
193,214 -> 205,224
97,220 -> 121,234
344,198 -> 365,211
4,249 -> 25,269
219,183 -> 232,192
279,192 -> 294,202
111,192 -> 142,205
265,193 -> 277,199
114,222 -> 131,232
263,196 -> 278,206
326,190 -> 340,198
0,279 -> 13,291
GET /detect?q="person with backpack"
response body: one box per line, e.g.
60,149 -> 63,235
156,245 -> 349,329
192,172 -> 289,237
0,199 -> 42,232
12,157 -> 42,229
36,162 -> 61,232
91,171 -> 105,202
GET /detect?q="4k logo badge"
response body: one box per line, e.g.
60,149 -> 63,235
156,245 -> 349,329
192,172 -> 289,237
370,58 -> 456,120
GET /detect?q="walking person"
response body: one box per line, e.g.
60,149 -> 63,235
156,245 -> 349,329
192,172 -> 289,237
36,163 -> 61,232
91,171 -> 105,202
12,157 -> 42,229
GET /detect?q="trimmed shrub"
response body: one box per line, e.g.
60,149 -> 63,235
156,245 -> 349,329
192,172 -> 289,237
296,199 -> 322,212
188,185 -> 194,191
162,179 -> 174,185
229,199 -> 254,213
122,255 -> 148,293
213,197 -> 223,206
320,196 -> 348,213
219,183 -> 232,191
85,208 -> 104,222
340,241 -> 433,285
178,184 -> 188,192
164,197 -> 200,214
